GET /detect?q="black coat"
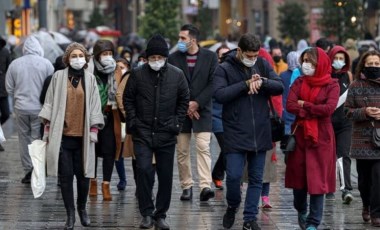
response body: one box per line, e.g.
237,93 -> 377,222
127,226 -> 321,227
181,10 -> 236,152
213,51 -> 284,153
123,62 -> 189,148
168,47 -> 218,132
0,47 -> 11,97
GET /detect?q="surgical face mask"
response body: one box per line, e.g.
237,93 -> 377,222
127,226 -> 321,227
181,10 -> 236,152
121,69 -> 127,76
70,57 -> 86,70
177,41 -> 190,53
149,59 -> 165,71
125,57 -> 131,62
137,61 -> 145,67
241,54 -> 256,68
100,55 -> 114,66
332,60 -> 345,70
302,62 -> 315,76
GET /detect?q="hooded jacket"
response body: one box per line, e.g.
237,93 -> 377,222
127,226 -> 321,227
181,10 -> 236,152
213,51 -> 283,153
0,37 -> 11,97
6,35 -> 54,113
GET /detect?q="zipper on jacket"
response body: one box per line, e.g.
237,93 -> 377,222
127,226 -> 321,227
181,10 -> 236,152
249,96 -> 258,153
152,72 -> 161,146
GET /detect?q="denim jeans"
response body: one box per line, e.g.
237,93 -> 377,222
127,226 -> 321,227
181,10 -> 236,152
293,189 -> 324,228
261,182 -> 270,197
225,151 -> 266,222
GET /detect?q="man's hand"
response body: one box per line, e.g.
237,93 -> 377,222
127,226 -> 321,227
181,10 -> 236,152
247,74 -> 262,95
366,107 -> 380,120
189,101 -> 199,113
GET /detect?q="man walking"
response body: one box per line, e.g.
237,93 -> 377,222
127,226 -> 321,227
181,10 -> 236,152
6,35 -> 54,183
0,37 -> 11,151
124,34 -> 189,229
213,33 -> 283,229
168,24 -> 218,202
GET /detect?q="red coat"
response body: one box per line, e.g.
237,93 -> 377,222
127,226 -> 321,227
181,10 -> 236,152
285,50 -> 340,194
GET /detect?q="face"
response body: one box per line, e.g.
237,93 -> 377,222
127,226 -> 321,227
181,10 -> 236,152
302,53 -> 315,67
238,48 -> 259,61
100,50 -> 113,58
123,53 -> 131,60
69,49 -> 85,61
334,53 -> 345,61
148,55 -> 166,62
271,48 -> 282,57
178,30 -> 195,45
117,62 -> 127,71
364,55 -> 380,67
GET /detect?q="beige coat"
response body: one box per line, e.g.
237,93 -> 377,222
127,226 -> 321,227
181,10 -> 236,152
39,68 -> 104,178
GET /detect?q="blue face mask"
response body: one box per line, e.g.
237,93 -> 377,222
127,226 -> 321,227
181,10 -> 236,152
177,41 -> 189,53
332,60 -> 345,70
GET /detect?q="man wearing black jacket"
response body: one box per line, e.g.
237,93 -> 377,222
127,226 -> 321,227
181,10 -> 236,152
0,37 -> 11,151
124,34 -> 189,230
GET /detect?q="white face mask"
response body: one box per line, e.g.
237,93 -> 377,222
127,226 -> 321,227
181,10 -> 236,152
302,62 -> 315,76
70,57 -> 86,70
332,60 -> 345,70
121,69 -> 127,76
137,61 -> 145,67
241,56 -> 256,68
100,55 -> 114,66
149,59 -> 165,71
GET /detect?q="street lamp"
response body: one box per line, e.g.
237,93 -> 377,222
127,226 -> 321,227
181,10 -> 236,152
351,16 -> 357,24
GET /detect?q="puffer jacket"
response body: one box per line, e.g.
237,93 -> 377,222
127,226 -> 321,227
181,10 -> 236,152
123,62 -> 189,148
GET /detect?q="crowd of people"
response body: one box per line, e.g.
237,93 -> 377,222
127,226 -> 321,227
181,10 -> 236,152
1,24 -> 380,230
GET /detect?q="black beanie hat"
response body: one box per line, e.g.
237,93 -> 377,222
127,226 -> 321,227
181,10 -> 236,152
145,34 -> 168,58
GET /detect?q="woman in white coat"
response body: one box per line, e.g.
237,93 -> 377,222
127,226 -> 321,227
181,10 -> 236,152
39,42 -> 104,230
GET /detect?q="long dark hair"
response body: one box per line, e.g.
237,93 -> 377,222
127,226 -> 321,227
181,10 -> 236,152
354,50 -> 380,80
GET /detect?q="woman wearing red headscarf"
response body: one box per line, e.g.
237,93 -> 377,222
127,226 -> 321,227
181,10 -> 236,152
285,47 -> 340,230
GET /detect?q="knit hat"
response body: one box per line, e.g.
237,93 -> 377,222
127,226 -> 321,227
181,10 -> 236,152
62,42 -> 89,66
145,34 -> 168,58
93,39 -> 114,60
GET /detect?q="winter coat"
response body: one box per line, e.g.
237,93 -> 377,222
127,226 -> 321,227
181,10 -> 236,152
285,48 -> 340,194
213,51 -> 284,153
39,68 -> 104,177
168,47 -> 218,133
123,62 -> 189,148
212,98 -> 223,133
280,69 -> 296,129
345,79 -> 380,159
0,46 -> 11,97
6,35 -> 54,113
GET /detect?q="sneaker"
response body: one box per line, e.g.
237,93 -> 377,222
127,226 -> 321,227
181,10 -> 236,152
242,220 -> 261,230
213,179 -> 223,190
342,190 -> 354,204
325,193 -> 335,200
306,226 -> 317,230
21,170 -> 32,184
223,206 -> 237,229
0,144 -> 4,151
298,212 -> 307,230
261,196 -> 272,209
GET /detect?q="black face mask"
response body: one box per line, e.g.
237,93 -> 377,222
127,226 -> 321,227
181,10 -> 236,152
363,67 -> 380,79
273,56 -> 281,63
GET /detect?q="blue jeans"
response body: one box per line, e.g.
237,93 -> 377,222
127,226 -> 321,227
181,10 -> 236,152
225,151 -> 266,222
293,189 -> 324,228
261,182 -> 270,197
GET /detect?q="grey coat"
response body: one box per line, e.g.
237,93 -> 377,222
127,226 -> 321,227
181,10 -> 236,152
39,68 -> 104,177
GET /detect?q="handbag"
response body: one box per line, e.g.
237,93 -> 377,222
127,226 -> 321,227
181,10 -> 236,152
269,98 -> 284,142
280,123 -> 299,153
370,121 -> 380,148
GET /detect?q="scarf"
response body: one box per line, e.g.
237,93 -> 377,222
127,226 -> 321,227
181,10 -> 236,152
300,74 -> 331,143
94,59 -> 118,109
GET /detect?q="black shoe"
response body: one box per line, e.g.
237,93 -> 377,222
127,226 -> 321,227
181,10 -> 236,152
21,171 -> 32,184
64,210 -> 75,230
342,190 -> 354,204
117,180 -> 127,191
223,206 -> 237,229
200,187 -> 215,201
0,144 -> 4,151
78,209 -> 91,226
139,216 -> 154,229
155,218 -> 170,229
325,193 -> 335,200
180,187 -> 192,201
242,220 -> 261,230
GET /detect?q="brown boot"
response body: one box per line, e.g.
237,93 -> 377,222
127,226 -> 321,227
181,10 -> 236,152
89,179 -> 97,196
102,182 -> 112,201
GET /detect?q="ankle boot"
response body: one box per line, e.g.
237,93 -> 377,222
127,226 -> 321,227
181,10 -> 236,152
89,179 -> 97,196
64,209 -> 75,230
102,182 -> 112,201
77,208 -> 91,226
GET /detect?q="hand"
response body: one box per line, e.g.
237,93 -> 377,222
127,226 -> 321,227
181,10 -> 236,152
42,124 -> 49,143
90,132 -> 98,143
366,107 -> 380,119
188,101 -> 199,113
192,111 -> 200,120
247,75 -> 262,95
298,100 -> 305,108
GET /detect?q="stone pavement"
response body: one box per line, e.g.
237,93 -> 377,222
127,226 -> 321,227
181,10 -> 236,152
0,117 -> 378,230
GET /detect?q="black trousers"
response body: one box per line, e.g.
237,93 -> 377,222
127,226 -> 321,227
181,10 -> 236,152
333,121 -> 353,191
212,132 -> 225,180
59,136 -> 90,211
357,159 -> 380,218
134,142 -> 175,219
0,96 -> 10,125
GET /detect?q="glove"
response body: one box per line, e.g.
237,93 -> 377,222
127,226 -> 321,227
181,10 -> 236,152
90,127 -> 98,143
42,124 -> 50,143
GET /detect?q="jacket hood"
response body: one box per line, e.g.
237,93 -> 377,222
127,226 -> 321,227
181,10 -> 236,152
297,39 -> 308,52
23,35 -> 44,57
313,47 -> 332,78
286,51 -> 299,71
223,49 -> 246,68
328,45 -> 350,73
